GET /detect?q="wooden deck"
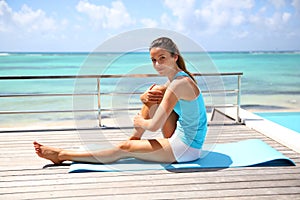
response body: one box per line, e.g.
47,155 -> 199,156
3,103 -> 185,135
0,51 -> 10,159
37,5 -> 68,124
1,114 -> 300,199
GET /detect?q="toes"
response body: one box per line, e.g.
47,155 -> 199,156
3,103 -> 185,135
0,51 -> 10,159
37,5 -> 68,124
33,141 -> 42,153
33,141 -> 42,150
33,141 -> 41,146
32,142 -> 63,164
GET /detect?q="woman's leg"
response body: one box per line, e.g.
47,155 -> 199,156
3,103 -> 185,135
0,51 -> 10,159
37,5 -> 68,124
129,104 -> 155,140
129,104 -> 178,140
34,138 -> 176,164
130,84 -> 178,140
161,111 -> 178,138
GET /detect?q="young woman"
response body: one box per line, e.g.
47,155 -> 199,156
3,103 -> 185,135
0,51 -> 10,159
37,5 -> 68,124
33,37 -> 207,164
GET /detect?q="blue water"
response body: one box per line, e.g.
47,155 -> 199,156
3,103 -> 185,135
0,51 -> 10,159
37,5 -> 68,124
256,112 -> 300,133
1,52 -> 299,94
0,51 -> 299,127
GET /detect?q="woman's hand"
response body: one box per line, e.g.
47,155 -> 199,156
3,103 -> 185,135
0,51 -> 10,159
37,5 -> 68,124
141,84 -> 166,105
147,89 -> 164,104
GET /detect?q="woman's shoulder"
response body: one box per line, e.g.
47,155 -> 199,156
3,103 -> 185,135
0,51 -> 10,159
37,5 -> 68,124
169,76 -> 196,92
172,75 -> 194,86
170,76 -> 199,100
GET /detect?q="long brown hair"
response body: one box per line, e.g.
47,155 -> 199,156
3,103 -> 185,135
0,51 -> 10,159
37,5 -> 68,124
149,37 -> 196,83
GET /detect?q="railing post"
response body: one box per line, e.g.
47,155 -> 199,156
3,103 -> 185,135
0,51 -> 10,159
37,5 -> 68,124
237,75 -> 242,123
97,78 -> 101,127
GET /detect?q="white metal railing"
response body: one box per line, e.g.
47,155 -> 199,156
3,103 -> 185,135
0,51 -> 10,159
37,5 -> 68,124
0,72 -> 243,127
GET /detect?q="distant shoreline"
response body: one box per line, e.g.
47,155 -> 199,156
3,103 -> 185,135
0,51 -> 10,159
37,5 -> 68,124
1,50 -> 300,54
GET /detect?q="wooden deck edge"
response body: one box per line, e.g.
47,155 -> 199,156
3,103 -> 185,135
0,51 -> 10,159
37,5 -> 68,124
216,107 -> 300,154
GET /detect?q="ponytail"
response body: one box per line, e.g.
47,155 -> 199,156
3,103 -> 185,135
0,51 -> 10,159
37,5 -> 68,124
176,54 -> 196,83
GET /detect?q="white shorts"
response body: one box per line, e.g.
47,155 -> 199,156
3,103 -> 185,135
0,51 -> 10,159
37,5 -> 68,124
168,134 -> 201,163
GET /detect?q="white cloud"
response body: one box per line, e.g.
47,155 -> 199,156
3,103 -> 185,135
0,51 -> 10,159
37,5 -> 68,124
292,0 -> 300,13
205,0 -> 254,10
160,0 -> 297,49
192,0 -> 295,38
233,30 -> 249,39
160,13 -> 172,27
268,0 -> 286,9
163,0 -> 195,18
140,18 -> 158,28
76,0 -> 135,29
61,19 -> 69,27
194,0 -> 254,34
251,10 -> 292,32
282,12 -> 291,23
1,0 -> 299,51
0,1 -> 57,33
231,14 -> 246,26
13,5 -> 56,32
0,1 -> 13,32
162,0 -> 196,32
160,0 -> 258,39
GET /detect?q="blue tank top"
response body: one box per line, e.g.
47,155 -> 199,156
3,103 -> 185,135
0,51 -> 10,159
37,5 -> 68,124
172,71 -> 207,149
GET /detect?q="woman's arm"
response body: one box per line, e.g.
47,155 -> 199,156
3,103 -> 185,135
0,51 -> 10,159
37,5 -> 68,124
140,84 -> 155,104
140,81 -> 170,105
134,77 -> 198,132
134,85 -> 178,132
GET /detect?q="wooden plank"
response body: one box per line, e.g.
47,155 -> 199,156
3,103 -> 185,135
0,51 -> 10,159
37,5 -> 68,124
1,183 -> 300,199
0,119 -> 299,199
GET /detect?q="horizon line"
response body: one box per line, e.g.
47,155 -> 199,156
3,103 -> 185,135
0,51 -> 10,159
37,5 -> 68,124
1,50 -> 300,54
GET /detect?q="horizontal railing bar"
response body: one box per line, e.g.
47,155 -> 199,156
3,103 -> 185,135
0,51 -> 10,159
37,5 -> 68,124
0,109 -> 99,114
101,108 -> 140,112
0,108 -> 140,115
0,72 -> 243,80
101,105 -> 239,111
102,105 -> 239,110
206,104 -> 238,108
0,104 -> 237,115
201,89 -> 238,94
0,89 -> 238,98
0,93 -> 97,98
101,89 -> 238,96
0,73 -> 243,125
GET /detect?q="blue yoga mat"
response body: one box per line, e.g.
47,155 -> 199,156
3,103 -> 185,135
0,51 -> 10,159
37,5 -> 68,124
69,139 -> 295,173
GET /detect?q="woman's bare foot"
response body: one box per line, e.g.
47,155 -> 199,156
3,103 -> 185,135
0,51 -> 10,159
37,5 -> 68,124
33,141 -> 63,165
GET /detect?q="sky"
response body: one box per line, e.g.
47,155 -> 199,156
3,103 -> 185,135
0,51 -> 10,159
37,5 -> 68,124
0,0 -> 300,52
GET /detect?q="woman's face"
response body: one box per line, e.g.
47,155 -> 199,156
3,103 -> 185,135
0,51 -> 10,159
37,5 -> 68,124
150,47 -> 178,76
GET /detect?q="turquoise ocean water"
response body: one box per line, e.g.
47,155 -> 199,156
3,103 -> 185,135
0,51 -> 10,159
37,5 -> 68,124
0,52 -> 299,128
